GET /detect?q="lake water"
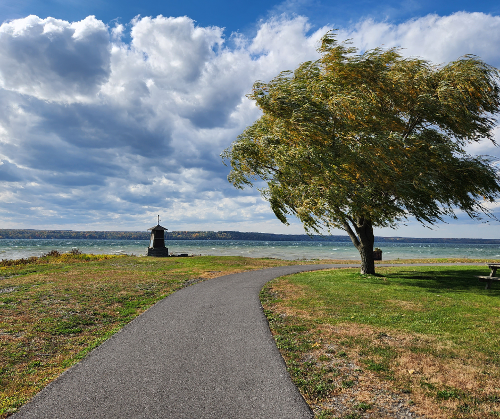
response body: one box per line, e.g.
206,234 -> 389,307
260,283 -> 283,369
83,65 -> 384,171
0,239 -> 499,261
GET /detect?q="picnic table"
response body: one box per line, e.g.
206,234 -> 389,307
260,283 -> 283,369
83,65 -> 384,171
488,263 -> 500,277
477,263 -> 500,289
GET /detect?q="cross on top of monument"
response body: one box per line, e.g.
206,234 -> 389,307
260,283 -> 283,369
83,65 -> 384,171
148,215 -> 167,232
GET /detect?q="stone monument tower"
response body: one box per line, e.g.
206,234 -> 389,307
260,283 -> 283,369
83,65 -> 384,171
147,215 -> 169,257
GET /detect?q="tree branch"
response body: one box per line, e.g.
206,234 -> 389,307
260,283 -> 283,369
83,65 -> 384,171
341,215 -> 361,249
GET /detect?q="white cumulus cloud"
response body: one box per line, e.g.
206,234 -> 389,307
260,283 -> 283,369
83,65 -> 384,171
339,12 -> 500,67
0,15 -> 110,102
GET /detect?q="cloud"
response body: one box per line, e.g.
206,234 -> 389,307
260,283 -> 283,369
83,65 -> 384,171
0,160 -> 23,182
0,12 -> 498,235
130,15 -> 224,85
339,12 -> 500,67
0,15 -> 110,102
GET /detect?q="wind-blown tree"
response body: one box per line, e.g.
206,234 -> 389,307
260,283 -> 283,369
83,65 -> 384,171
223,33 -> 500,274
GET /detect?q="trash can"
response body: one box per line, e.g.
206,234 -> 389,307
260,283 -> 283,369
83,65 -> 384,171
373,248 -> 382,261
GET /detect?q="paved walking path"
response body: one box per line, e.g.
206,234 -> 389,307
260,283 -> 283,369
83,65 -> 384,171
14,262 -> 482,418
14,264 -> 340,419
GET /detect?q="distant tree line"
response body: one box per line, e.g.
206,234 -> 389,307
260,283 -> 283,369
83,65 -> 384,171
0,230 -> 149,240
0,229 -> 499,244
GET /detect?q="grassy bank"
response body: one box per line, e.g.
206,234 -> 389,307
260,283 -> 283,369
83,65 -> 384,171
261,264 -> 500,418
0,252 -> 302,417
2,254 -> 498,417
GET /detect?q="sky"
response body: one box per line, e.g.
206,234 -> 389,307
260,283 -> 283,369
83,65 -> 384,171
0,1 -> 500,238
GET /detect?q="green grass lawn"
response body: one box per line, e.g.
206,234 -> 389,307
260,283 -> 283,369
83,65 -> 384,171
261,265 -> 500,419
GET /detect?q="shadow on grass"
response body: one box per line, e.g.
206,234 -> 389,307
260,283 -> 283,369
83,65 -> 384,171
382,268 -> 500,296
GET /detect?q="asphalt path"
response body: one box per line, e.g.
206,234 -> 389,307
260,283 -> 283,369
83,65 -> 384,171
14,264 -> 342,419
14,262 -> 485,418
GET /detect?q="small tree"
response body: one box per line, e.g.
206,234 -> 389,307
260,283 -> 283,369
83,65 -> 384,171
223,33 -> 500,274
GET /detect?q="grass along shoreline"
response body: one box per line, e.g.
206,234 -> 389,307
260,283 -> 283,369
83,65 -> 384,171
0,252 -> 306,417
1,253 -> 498,417
261,265 -> 500,418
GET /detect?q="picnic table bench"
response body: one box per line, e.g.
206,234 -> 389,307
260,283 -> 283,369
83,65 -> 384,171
477,263 -> 500,289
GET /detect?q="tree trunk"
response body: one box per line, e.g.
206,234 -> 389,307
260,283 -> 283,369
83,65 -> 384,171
343,217 -> 376,275
357,219 -> 375,274
358,243 -> 376,275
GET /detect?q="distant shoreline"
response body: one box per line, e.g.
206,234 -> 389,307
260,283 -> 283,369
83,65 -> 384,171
0,229 -> 499,244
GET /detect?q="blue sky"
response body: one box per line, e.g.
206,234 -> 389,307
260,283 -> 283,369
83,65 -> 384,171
2,0 -> 500,34
0,1 -> 499,238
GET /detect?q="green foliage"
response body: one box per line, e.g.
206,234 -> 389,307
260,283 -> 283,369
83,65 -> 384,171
0,250 -> 117,268
223,32 -> 500,273
355,402 -> 372,411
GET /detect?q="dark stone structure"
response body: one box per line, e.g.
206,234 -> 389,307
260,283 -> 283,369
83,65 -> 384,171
147,222 -> 169,257
373,248 -> 382,261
